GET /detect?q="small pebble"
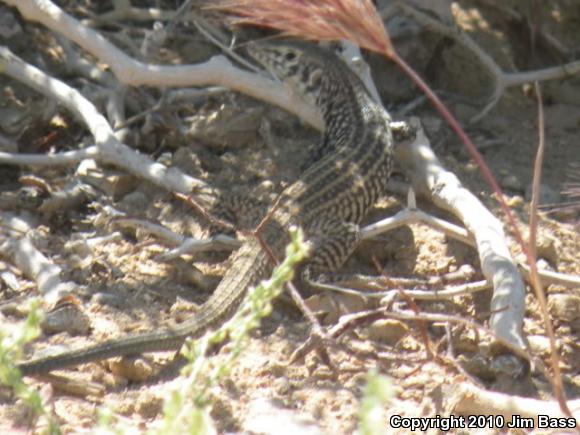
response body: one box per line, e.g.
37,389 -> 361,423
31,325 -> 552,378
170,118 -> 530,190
490,354 -> 527,378
527,335 -> 551,356
525,183 -> 561,205
92,292 -> 126,309
108,356 -> 155,382
136,392 -> 163,419
368,319 -> 409,345
41,296 -> 90,335
549,293 -> 580,323
501,175 -> 523,192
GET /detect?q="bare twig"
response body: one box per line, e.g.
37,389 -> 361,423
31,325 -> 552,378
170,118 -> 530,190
111,217 -> 241,259
312,278 -> 491,301
362,202 -> 473,246
519,264 -> 580,288
0,147 -> 99,166
0,213 -> 75,303
528,83 -> 569,415
85,0 -> 176,25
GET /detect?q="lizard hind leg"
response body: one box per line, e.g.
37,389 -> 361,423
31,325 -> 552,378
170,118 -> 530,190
300,217 -> 361,292
209,192 -> 269,235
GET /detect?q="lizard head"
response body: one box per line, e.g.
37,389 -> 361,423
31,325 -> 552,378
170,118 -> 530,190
246,39 -> 327,108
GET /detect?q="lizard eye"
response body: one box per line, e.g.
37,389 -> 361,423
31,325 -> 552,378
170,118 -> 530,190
285,51 -> 297,61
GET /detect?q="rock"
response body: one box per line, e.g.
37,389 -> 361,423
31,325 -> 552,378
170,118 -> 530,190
92,292 -> 126,309
501,175 -> 524,192
41,295 -> 91,336
0,9 -> 22,39
304,293 -> 367,325
0,301 -> 27,317
108,356 -> 155,382
527,335 -> 551,356
368,319 -> 409,345
490,354 -> 527,378
0,108 -> 27,135
457,354 -> 495,381
549,293 -> 580,323
171,147 -> 205,175
421,117 -> 443,136
272,376 -> 291,395
97,371 -> 128,390
65,239 -> 92,258
186,104 -> 263,148
524,183 -> 561,205
136,392 -> 163,419
452,328 -> 478,354
531,229 -> 561,266
506,195 -> 524,208
77,160 -> 139,200
119,190 -> 148,212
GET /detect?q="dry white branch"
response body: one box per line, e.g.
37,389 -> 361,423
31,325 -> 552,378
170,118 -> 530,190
84,232 -> 124,250
193,17 -> 260,74
113,218 -> 187,246
0,212 -> 74,303
112,218 -> 240,258
395,121 -> 526,350
0,146 -> 98,166
157,235 -> 242,260
362,204 -> 473,246
311,278 -> 491,300
519,263 -> 580,288
38,181 -> 96,216
87,0 -> 176,24
56,34 -> 114,86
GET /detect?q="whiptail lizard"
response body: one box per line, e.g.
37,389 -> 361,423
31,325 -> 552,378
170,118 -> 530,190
18,40 -> 394,376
